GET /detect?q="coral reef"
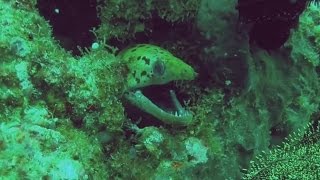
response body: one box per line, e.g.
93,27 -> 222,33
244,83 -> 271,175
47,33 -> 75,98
97,0 -> 200,40
0,0 -> 319,179
243,122 -> 320,179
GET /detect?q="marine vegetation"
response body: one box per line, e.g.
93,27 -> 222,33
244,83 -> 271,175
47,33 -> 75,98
0,0 -> 320,179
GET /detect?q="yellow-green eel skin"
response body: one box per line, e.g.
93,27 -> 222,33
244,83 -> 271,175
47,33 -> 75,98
118,44 -> 197,126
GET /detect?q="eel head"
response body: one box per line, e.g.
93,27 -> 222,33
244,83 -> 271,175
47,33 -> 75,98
118,44 -> 197,126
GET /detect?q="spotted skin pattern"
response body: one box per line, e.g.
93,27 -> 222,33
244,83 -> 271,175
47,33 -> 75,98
118,44 -> 197,125
117,44 -> 197,90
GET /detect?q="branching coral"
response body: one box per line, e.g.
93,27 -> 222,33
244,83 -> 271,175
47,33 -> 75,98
243,122 -> 320,179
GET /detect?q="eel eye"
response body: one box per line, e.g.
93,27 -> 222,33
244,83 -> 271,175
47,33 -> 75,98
153,59 -> 166,77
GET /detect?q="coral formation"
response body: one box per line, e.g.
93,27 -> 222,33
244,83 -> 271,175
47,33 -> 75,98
96,0 -> 200,40
0,0 -> 319,179
243,123 -> 320,179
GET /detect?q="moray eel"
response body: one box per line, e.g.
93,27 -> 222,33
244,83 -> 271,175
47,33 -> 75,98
117,44 -> 197,126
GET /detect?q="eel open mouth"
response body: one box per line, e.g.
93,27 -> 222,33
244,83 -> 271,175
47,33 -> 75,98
124,86 -> 193,126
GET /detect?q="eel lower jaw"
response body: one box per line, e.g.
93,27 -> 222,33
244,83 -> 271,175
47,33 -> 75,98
124,89 -> 193,126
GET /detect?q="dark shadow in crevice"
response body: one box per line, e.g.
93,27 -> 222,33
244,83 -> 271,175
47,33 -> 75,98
36,0 -> 100,56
